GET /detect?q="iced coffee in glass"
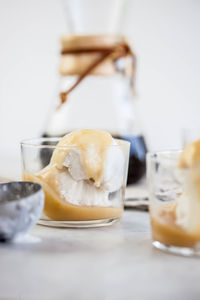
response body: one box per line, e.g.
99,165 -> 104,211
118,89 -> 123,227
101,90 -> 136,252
147,140 -> 200,256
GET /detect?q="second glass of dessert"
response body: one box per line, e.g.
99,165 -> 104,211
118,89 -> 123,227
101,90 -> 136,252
21,129 -> 130,227
147,140 -> 200,256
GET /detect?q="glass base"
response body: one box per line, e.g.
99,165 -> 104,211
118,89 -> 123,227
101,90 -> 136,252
153,241 -> 200,257
38,217 -> 119,228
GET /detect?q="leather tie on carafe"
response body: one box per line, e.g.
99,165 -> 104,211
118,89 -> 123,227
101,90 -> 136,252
59,41 -> 136,106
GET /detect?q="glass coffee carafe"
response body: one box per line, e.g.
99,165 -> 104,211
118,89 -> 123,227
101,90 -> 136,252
42,0 -> 147,185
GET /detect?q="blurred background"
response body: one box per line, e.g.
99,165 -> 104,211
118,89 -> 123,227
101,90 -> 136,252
0,0 -> 200,179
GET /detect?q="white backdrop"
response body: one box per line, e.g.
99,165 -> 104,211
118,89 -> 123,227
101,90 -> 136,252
0,0 -> 200,179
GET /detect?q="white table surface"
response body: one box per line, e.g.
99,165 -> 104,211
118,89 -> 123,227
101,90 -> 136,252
0,210 -> 200,300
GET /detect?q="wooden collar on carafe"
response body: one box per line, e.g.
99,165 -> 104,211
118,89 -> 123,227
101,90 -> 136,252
59,35 -> 136,106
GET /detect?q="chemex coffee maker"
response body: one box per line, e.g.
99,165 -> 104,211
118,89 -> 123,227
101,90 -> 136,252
43,0 -> 147,185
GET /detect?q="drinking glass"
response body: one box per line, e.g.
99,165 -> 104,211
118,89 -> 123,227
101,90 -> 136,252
21,137 -> 130,228
147,150 -> 200,256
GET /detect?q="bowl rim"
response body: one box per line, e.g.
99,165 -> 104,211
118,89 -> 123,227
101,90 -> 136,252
0,181 -> 43,206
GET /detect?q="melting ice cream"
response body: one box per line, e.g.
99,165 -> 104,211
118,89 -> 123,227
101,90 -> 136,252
24,129 -> 128,221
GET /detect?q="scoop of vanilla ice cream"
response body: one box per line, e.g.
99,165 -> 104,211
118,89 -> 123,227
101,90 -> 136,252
59,170 -> 112,207
49,129 -> 126,207
63,140 -> 124,192
176,140 -> 200,234
63,148 -> 88,181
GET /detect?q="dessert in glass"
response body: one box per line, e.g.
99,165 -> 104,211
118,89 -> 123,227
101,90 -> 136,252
21,129 -> 130,227
147,140 -> 200,256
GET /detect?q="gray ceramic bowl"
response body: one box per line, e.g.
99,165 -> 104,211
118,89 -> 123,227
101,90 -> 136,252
0,181 -> 44,241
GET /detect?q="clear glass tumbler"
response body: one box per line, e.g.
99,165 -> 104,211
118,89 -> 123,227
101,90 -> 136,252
147,151 -> 200,256
21,137 -> 130,228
